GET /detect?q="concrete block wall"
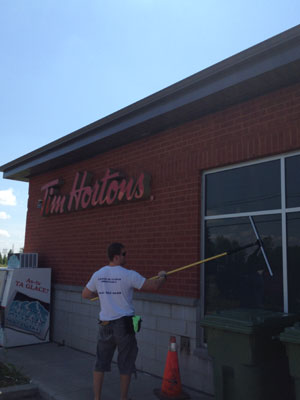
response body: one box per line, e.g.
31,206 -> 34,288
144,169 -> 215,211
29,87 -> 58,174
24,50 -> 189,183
51,284 -> 214,395
51,284 -> 99,355
133,293 -> 214,394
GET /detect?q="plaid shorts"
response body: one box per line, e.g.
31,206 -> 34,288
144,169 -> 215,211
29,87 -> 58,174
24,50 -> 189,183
94,316 -> 138,375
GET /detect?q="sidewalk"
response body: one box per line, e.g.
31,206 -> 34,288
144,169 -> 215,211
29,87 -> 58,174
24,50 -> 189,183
0,342 -> 214,400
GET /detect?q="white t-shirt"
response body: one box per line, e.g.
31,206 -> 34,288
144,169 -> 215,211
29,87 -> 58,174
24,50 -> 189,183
86,265 -> 146,321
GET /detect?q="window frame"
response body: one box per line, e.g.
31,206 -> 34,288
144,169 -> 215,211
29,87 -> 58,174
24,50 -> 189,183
201,150 -> 300,330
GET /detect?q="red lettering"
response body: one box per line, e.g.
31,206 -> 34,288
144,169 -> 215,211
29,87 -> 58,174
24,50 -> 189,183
40,169 -> 151,216
50,195 -> 67,214
118,178 -> 135,201
91,181 -> 100,206
41,179 -> 65,216
68,171 -> 94,211
105,180 -> 119,205
81,186 -> 92,209
98,169 -> 120,205
25,283 -> 49,293
68,172 -> 84,211
41,179 -> 60,216
134,173 -> 147,199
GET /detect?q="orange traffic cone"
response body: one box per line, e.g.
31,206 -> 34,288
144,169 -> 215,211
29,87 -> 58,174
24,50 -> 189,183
154,336 -> 190,400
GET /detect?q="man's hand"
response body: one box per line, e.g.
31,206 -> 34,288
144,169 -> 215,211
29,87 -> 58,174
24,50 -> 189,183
158,270 -> 167,279
141,270 -> 168,291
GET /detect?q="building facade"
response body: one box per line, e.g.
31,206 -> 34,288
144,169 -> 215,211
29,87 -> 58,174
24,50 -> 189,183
1,25 -> 300,394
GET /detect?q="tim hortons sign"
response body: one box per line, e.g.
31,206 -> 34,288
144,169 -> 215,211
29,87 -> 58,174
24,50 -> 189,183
40,169 -> 151,216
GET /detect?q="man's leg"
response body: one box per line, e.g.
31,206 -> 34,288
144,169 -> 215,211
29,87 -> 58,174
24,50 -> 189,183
94,323 -> 116,400
120,374 -> 131,400
93,371 -> 104,400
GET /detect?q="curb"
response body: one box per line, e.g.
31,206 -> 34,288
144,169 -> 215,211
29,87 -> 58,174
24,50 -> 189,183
0,383 -> 39,399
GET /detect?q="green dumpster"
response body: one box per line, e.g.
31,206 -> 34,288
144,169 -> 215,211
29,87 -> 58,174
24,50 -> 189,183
201,309 -> 296,400
280,322 -> 300,399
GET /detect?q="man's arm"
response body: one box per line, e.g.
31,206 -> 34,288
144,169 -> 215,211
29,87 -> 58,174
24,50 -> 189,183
141,271 -> 167,291
82,286 -> 98,299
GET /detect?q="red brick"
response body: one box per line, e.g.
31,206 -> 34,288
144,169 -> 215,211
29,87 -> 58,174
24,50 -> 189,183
24,82 -> 300,297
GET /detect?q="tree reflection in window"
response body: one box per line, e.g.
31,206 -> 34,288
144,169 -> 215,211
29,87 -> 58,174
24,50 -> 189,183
205,215 -> 283,313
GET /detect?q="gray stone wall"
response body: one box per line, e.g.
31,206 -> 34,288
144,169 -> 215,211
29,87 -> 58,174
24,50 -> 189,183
51,284 -> 214,395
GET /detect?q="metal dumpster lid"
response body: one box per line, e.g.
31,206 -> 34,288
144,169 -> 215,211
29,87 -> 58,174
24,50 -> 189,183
280,321 -> 300,344
201,308 -> 296,332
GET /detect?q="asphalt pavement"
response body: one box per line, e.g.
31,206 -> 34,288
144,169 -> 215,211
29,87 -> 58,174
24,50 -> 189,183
0,342 -> 214,400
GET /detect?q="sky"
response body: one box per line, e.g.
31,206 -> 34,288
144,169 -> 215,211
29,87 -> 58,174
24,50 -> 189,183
0,0 -> 300,255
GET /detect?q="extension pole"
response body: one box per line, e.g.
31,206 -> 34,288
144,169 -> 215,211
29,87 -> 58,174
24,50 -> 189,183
90,241 -> 258,300
90,251 -> 229,301
149,241 -> 258,280
90,216 -> 273,300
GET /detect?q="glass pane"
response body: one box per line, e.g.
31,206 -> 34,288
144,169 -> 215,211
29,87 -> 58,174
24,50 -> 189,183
205,160 -> 281,216
286,155 -> 300,208
205,214 -> 283,314
287,212 -> 300,313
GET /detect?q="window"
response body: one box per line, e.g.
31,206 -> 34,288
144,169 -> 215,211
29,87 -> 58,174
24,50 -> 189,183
203,153 -> 300,315
287,213 -> 300,313
286,155 -> 300,208
205,160 -> 281,216
205,215 -> 283,313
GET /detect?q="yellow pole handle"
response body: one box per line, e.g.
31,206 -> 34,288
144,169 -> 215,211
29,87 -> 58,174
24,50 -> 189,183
149,251 -> 228,280
90,251 -> 228,300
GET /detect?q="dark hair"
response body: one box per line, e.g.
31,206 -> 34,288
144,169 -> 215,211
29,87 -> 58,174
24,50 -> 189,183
107,242 -> 124,261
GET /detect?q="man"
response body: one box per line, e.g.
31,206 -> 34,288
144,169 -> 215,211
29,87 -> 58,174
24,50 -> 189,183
82,242 -> 167,400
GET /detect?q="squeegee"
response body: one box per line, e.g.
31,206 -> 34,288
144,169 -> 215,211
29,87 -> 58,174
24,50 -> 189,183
149,216 -> 273,280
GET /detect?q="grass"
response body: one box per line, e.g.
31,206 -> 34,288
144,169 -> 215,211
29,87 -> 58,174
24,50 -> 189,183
0,362 -> 30,388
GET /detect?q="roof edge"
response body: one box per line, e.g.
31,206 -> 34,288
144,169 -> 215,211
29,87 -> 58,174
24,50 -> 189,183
1,24 -> 300,181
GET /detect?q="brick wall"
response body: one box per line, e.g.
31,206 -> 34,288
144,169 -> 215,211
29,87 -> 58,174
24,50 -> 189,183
24,82 -> 300,298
